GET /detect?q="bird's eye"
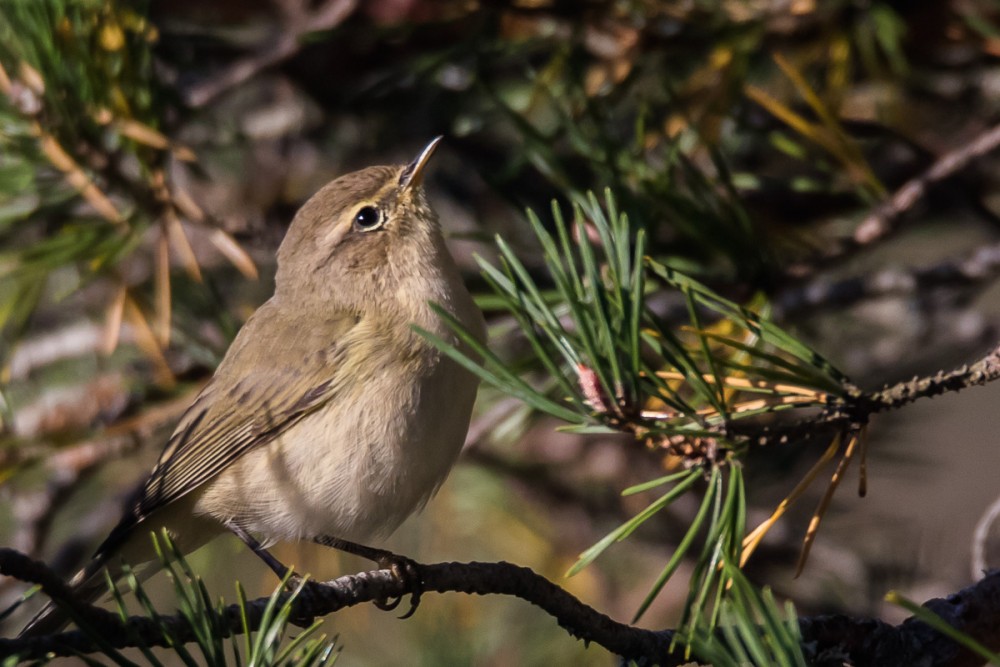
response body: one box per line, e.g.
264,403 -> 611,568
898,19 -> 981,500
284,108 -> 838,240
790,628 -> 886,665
353,206 -> 383,232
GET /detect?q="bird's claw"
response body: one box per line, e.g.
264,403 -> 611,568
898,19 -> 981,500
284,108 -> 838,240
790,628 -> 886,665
374,554 -> 422,619
373,595 -> 402,612
309,536 -> 423,619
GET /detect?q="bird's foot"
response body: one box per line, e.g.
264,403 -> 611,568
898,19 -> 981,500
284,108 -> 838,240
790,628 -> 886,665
372,552 -> 422,619
312,536 -> 424,619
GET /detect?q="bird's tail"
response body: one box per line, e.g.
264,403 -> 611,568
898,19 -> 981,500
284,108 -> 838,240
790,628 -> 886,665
16,553 -> 133,638
17,500 -> 217,638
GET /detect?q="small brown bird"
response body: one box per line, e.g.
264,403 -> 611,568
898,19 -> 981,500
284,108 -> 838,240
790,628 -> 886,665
21,137 -> 486,636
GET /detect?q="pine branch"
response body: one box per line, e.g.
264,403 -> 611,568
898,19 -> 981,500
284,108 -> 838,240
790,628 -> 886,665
862,342 -> 1000,410
801,569 -> 1000,667
0,549 -> 677,664
735,341 -> 1000,447
1,548 -> 999,666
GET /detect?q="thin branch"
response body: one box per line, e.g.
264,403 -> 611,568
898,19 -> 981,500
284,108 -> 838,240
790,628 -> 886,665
182,0 -> 357,108
1,549 -> 999,666
787,122 -> 1000,277
736,341 -> 1000,447
861,342 -> 1000,411
853,122 -> 1000,246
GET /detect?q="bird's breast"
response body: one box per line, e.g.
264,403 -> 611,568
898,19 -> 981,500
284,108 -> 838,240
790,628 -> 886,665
196,332 -> 479,545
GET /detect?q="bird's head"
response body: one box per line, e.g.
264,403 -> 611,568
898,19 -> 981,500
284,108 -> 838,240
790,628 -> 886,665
274,137 -> 449,314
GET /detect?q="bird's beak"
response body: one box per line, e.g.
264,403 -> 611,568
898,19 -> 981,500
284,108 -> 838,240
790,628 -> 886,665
399,136 -> 443,191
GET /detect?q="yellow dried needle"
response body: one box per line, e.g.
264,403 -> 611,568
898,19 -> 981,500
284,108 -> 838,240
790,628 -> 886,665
741,433 -> 841,567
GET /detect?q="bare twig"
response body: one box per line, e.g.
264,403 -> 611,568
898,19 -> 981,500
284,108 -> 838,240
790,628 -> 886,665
1,549 -> 998,666
861,342 -> 1000,411
786,122 -> 1000,278
182,0 -> 357,108
853,123 -> 1000,246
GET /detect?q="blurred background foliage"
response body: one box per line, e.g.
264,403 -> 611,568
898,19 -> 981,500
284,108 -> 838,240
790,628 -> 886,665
3,0 -> 1000,664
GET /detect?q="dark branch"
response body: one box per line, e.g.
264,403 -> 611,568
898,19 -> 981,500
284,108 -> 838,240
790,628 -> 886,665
776,241 -> 1000,317
2,548 -> 1000,666
800,570 -> 1000,667
0,549 -> 677,664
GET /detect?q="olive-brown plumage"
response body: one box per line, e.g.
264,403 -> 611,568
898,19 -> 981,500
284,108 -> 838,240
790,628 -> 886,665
21,137 -> 485,637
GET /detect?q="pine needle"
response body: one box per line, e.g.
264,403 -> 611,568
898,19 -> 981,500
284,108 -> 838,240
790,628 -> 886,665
741,434 -> 841,567
795,430 -> 860,577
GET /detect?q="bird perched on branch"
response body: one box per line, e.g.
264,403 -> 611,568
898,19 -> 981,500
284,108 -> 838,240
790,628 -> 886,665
20,137 -> 486,636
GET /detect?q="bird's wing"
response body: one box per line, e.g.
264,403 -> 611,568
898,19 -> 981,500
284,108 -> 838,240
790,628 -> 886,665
96,303 -> 357,556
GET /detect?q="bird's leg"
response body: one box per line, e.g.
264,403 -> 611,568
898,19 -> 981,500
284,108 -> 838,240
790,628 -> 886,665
227,522 -> 294,580
313,535 -> 422,619
227,522 -> 322,627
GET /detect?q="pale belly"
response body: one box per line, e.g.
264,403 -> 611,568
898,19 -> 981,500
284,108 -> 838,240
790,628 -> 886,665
193,353 -> 477,545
